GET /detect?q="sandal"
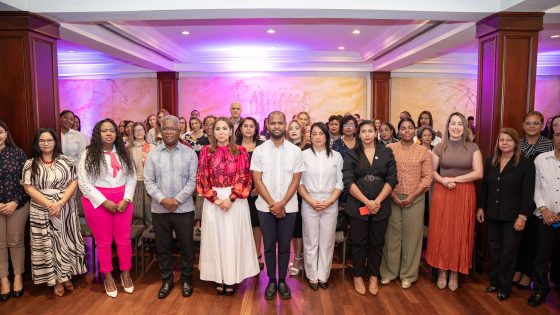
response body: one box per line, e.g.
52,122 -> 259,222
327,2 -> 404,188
289,257 -> 303,276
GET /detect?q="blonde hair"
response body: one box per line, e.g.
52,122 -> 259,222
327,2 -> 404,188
287,119 -> 307,149
208,117 -> 239,156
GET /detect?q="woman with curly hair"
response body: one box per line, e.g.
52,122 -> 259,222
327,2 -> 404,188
22,128 -> 86,296
78,119 -> 136,298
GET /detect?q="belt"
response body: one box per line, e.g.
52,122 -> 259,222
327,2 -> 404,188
358,175 -> 384,182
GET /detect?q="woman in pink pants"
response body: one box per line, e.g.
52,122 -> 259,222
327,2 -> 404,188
78,118 -> 136,298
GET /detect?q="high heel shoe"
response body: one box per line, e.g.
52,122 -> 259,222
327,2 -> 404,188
288,257 -> 303,276
369,277 -> 379,296
354,277 -> 366,295
258,255 -> 264,271
437,270 -> 448,289
104,278 -> 118,298
448,272 -> 459,291
54,282 -> 64,297
63,281 -> 74,291
120,274 -> 134,294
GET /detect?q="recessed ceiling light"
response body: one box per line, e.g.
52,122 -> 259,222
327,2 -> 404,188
181,30 -> 190,35
352,29 -> 361,35
338,46 -> 345,50
551,34 -> 560,38
267,29 -> 276,34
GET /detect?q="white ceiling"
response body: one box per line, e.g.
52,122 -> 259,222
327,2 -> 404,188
3,0 -> 560,76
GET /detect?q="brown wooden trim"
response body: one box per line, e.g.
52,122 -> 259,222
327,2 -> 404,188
476,12 -> 544,38
157,72 -> 179,116
0,11 -> 60,39
370,72 -> 390,122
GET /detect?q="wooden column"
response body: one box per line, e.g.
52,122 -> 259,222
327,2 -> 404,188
0,12 -> 60,155
474,12 -> 543,274
157,72 -> 179,116
370,72 -> 391,122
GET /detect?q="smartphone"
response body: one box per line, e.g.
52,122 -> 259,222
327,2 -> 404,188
359,206 -> 370,216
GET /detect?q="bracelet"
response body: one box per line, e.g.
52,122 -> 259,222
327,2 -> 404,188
228,196 -> 235,203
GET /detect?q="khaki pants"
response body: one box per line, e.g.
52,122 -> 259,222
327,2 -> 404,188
0,203 -> 30,278
380,194 -> 424,282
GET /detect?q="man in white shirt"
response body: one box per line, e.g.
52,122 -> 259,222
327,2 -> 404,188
528,125 -> 560,307
251,111 -> 304,300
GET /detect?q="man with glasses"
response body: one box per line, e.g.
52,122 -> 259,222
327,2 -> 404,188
144,115 -> 198,299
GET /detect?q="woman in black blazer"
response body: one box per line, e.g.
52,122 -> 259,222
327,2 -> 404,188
342,120 -> 397,296
476,128 -> 535,301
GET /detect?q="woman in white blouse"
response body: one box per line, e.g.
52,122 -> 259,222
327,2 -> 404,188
298,122 -> 343,290
78,119 -> 136,298
60,110 -> 89,163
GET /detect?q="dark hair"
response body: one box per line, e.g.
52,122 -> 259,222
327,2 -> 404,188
380,122 -> 397,140
73,115 -> 81,131
85,118 -> 134,178
60,110 -> 75,118
467,116 -> 475,121
398,117 -> 416,130
144,114 -> 157,130
30,128 -> 62,181
417,111 -> 433,127
339,115 -> 358,135
0,120 -> 19,148
353,120 -> 377,165
417,125 -> 435,140
328,115 -> 342,124
309,122 -> 332,157
400,111 -> 412,118
268,111 -> 286,122
235,117 -> 260,145
131,122 -> 147,141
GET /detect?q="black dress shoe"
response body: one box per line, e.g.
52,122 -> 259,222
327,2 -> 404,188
11,289 -> 24,298
319,281 -> 329,290
528,293 -> 546,307
485,285 -> 498,293
216,283 -> 225,295
308,281 -> 319,291
158,282 -> 174,299
278,281 -> 291,300
0,292 -> 10,302
497,292 -> 509,301
182,282 -> 193,297
264,281 -> 277,300
517,283 -> 531,290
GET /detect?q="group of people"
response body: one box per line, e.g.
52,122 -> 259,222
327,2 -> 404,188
0,103 -> 559,309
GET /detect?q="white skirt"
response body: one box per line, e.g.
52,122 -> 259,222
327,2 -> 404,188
199,187 -> 260,284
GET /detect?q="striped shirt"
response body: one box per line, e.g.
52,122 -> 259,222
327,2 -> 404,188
520,136 -> 554,161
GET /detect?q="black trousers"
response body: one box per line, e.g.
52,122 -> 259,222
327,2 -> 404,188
487,219 -> 523,295
152,212 -> 194,284
532,220 -> 560,296
550,246 -> 560,285
258,211 -> 296,281
348,216 -> 389,278
515,211 -> 537,276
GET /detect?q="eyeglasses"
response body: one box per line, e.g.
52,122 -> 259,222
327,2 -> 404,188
524,121 -> 542,126
343,124 -> 356,128
39,139 -> 54,145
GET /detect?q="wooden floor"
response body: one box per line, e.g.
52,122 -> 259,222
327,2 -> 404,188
2,250 -> 559,314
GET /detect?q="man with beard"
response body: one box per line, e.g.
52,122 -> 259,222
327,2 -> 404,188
251,111 -> 304,300
144,115 -> 198,299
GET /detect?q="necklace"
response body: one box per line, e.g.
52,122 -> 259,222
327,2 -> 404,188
40,156 -> 54,164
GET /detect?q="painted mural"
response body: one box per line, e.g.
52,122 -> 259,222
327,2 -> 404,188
179,76 -> 367,125
59,78 -> 158,137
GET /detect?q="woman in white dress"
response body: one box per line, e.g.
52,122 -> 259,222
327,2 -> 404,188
196,117 -> 259,296
299,122 -> 343,290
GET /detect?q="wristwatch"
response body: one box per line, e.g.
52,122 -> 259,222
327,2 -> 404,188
229,196 -> 235,203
